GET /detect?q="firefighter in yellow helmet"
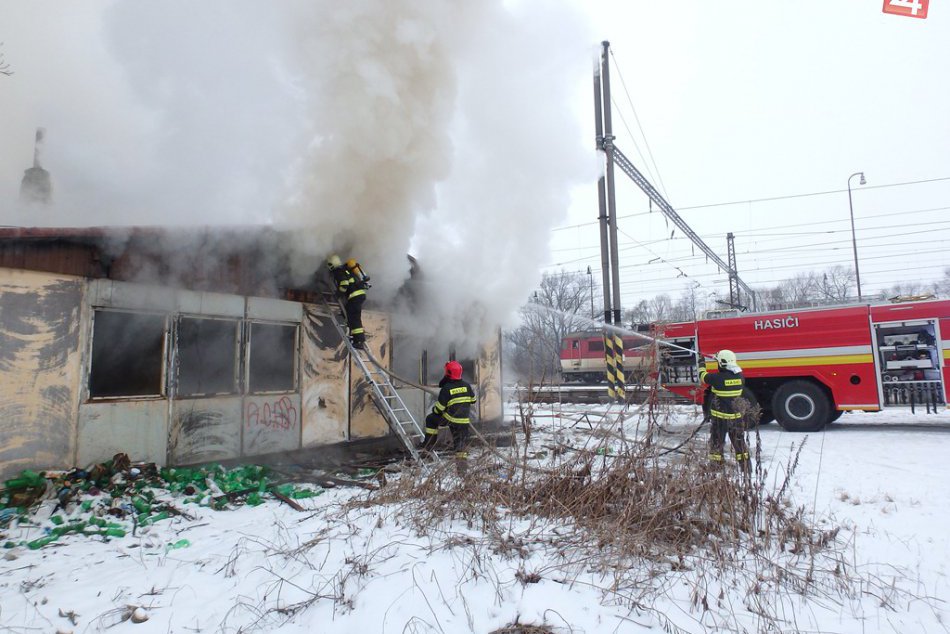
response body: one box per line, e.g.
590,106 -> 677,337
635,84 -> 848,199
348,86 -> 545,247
326,255 -> 370,349
698,349 -> 750,472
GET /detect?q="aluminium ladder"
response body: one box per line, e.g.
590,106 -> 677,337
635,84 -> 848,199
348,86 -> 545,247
318,292 -> 431,463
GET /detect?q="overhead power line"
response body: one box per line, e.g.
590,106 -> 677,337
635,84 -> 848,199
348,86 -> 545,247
551,178 -> 950,232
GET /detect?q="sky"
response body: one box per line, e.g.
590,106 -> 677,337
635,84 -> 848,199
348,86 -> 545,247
0,0 -> 595,352
549,0 -> 950,309
0,0 -> 948,340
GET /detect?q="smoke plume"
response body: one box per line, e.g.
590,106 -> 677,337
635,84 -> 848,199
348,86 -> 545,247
0,0 -> 596,353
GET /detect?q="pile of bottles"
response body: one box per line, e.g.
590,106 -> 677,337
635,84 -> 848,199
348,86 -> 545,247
2,459 -> 324,550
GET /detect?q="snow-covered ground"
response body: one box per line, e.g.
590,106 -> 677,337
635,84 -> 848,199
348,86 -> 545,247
2,404 -> 949,634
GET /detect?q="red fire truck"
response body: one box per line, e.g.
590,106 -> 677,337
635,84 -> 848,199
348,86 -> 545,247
659,299 -> 950,431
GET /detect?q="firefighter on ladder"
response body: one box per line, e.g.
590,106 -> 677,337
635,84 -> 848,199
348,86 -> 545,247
326,255 -> 370,349
699,349 -> 751,473
420,360 -> 477,469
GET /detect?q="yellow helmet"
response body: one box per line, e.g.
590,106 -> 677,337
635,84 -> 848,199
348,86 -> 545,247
715,349 -> 737,366
326,254 -> 342,269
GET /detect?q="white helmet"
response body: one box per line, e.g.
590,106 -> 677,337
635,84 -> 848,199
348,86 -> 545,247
326,254 -> 342,269
715,349 -> 737,366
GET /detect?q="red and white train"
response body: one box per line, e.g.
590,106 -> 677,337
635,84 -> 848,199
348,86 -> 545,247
559,330 -> 654,383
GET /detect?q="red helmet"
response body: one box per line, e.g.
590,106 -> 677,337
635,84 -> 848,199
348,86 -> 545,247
444,360 -> 463,380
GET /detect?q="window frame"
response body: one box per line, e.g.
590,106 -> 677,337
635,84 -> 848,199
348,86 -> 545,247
245,319 -> 300,395
87,308 -> 169,401
173,314 -> 242,399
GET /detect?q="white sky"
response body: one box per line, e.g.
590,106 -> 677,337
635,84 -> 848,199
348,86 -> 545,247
1,0 -> 947,323
551,0 -> 950,307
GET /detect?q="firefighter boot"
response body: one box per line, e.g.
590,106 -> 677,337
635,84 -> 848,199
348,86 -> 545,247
736,452 -> 752,478
455,451 -> 469,476
706,452 -> 725,474
419,431 -> 438,454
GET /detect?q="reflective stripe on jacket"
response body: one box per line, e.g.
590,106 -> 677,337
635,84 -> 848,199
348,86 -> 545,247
332,267 -> 367,300
432,379 -> 477,424
699,366 -> 745,420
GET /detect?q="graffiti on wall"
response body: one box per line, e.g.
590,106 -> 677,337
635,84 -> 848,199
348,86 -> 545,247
246,396 -> 298,432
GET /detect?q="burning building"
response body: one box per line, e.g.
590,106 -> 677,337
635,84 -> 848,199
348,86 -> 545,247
0,226 -> 503,479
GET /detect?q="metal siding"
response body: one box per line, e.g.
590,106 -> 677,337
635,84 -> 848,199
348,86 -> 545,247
78,401 -> 168,466
246,296 -> 302,321
300,306 -> 349,446
476,331 -> 503,422
90,278 -> 177,312
243,393 -> 302,455
0,242 -> 103,278
169,399 -> 243,465
0,269 -> 84,480
870,300 -> 950,323
349,310 -> 390,439
177,289 -> 245,317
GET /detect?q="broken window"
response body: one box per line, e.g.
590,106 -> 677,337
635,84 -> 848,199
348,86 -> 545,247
89,310 -> 166,398
247,322 -> 297,393
176,317 -> 239,397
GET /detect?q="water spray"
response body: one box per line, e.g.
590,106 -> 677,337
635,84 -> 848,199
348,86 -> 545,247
526,302 -> 714,359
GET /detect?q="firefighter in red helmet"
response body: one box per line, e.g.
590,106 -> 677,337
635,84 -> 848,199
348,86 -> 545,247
699,349 -> 751,473
420,360 -> 477,463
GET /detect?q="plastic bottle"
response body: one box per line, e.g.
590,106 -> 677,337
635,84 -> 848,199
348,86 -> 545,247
132,497 -> 151,514
27,535 -> 57,550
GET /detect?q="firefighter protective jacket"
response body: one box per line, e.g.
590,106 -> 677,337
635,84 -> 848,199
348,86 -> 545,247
699,365 -> 745,420
431,378 -> 477,425
331,266 -> 367,301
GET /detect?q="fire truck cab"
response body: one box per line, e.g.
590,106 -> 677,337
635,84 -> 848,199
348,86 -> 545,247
659,299 -> 950,431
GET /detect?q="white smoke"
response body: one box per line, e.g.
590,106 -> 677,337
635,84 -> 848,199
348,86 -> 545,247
0,0 -> 596,353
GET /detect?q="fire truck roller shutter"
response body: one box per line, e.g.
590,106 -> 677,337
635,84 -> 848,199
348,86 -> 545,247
772,380 -> 833,432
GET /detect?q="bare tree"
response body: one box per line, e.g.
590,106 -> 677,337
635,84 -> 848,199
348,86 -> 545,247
505,271 -> 593,380
816,265 -> 855,302
0,43 -> 12,77
935,267 -> 950,298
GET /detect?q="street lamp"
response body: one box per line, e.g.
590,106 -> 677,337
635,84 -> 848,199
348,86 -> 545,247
586,265 -> 594,319
847,172 -> 867,301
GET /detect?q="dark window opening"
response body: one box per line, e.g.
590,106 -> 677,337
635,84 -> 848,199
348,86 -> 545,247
89,310 -> 166,398
248,322 -> 297,393
587,340 -> 604,352
177,317 -> 239,397
459,358 -> 477,383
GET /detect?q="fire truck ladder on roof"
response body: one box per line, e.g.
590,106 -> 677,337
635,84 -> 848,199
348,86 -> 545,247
606,141 -> 758,311
319,292 -> 431,464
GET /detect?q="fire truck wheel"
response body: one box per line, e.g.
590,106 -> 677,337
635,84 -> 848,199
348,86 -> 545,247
773,381 -> 831,432
828,409 -> 844,423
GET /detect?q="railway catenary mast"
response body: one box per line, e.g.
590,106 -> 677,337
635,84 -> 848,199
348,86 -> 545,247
594,42 -> 757,312
594,41 -> 625,402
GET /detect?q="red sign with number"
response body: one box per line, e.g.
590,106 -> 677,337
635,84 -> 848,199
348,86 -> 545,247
883,0 -> 929,19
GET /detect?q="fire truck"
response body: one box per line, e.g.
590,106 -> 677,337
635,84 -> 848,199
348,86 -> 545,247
658,299 -> 950,431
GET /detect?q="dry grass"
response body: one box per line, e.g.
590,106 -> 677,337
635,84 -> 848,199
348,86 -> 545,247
274,362 -> 931,630
337,370 -> 866,629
